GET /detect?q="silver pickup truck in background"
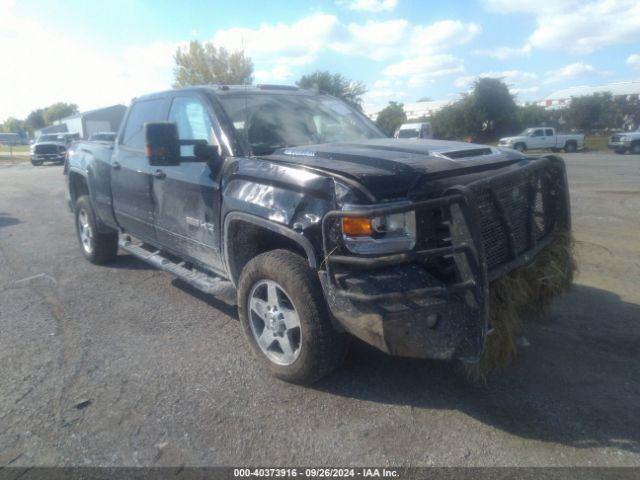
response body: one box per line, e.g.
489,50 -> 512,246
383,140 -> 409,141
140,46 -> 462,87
608,130 -> 640,154
498,127 -> 584,153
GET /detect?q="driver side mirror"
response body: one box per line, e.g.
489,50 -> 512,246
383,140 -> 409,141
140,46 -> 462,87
145,122 -> 180,166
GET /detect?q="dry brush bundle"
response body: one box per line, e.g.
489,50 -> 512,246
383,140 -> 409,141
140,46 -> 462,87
465,231 -> 577,380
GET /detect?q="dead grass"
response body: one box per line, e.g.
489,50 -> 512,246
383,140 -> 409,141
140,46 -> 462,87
465,231 -> 577,380
584,135 -> 609,152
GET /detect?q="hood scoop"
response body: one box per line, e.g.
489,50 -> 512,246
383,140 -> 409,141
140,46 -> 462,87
441,147 -> 493,159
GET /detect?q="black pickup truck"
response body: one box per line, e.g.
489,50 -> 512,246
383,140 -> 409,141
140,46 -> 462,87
65,85 -> 571,384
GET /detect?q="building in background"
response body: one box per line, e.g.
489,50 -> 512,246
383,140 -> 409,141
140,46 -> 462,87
538,81 -> 640,110
35,104 -> 127,139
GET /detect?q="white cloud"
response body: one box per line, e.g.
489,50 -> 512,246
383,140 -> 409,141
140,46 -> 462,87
473,45 -> 531,60
0,0 -> 175,120
544,61 -> 604,83
627,54 -> 640,69
483,0 -> 640,54
337,0 -> 398,12
383,55 -> 464,86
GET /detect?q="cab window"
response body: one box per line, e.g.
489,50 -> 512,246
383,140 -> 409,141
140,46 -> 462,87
121,98 -> 166,150
532,129 -> 543,137
168,96 -> 214,157
545,129 -> 554,136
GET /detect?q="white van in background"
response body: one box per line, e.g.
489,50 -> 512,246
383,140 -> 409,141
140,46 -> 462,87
395,122 -> 433,140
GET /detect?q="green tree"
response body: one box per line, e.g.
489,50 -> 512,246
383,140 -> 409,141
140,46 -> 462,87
567,92 -> 613,132
42,102 -> 79,125
296,71 -> 367,111
25,109 -> 46,133
173,40 -> 253,87
2,117 -> 27,135
375,101 -> 406,136
516,104 -> 556,131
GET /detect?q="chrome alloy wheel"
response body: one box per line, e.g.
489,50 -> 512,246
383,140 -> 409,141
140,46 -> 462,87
248,279 -> 302,366
77,209 -> 93,254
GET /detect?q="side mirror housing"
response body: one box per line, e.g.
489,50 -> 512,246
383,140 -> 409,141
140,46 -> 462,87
145,122 -> 180,166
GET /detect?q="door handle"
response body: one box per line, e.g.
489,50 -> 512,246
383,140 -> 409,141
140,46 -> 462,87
111,161 -> 121,170
153,169 -> 166,179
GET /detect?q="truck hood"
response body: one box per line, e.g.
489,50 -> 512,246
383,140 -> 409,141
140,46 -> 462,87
34,141 -> 67,147
498,136 -> 524,143
261,138 -> 526,200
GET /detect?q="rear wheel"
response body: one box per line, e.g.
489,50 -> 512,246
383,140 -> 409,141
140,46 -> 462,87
514,143 -> 526,152
630,143 -> 640,154
74,195 -> 118,264
237,249 -> 348,385
564,141 -> 577,153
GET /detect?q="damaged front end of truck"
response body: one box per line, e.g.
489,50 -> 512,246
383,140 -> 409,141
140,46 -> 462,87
319,154 -> 574,371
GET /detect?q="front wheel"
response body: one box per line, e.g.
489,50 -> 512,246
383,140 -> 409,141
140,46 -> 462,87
74,195 -> 118,264
237,249 -> 348,385
31,159 -> 43,166
614,147 -> 627,154
514,143 -> 526,152
630,143 -> 640,155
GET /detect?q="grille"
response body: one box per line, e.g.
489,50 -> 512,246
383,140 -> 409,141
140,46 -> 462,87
34,144 -> 60,154
470,169 -> 556,271
611,135 -> 621,142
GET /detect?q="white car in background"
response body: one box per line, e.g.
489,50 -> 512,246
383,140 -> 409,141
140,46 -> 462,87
395,122 -> 433,139
499,127 -> 584,153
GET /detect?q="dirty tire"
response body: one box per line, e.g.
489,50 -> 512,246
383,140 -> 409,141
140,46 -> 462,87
74,195 -> 118,265
630,143 -> 640,155
514,143 -> 526,152
564,142 -> 577,153
238,249 -> 348,385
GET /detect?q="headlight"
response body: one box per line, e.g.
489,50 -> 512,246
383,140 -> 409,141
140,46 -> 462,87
619,136 -> 628,142
341,203 -> 416,255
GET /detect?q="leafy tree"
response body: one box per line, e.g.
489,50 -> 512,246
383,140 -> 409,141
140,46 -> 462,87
2,117 -> 27,135
42,102 -> 79,125
375,101 -> 406,136
516,104 -> 555,130
567,92 -> 613,132
25,109 -> 46,133
296,71 -> 367,111
466,78 -> 518,140
174,40 -> 253,87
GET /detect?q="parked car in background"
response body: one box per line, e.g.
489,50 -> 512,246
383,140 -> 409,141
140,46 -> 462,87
608,130 -> 640,154
31,133 -> 79,166
88,132 -> 117,143
395,122 -> 432,139
498,127 -> 584,153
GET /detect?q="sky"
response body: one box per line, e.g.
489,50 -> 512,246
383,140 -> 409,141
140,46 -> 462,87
1,0 -> 640,121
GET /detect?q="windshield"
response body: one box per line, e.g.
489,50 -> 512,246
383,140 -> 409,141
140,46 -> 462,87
518,128 -> 534,136
39,134 -> 64,142
214,92 -> 384,155
398,129 -> 419,138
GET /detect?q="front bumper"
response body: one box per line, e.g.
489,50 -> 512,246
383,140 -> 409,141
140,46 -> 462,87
320,156 -> 570,363
32,154 -> 65,163
608,141 -> 630,150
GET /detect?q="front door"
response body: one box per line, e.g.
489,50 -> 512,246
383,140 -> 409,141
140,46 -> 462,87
111,97 -> 168,242
153,94 -> 223,272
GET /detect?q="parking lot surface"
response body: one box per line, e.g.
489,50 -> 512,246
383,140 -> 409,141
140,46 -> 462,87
1,152 -> 639,466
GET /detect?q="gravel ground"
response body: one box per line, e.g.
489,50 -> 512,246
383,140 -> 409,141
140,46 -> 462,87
0,152 -> 639,467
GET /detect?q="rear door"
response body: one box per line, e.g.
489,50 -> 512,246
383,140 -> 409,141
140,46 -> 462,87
544,128 -> 556,148
111,97 -> 168,242
153,93 -> 224,272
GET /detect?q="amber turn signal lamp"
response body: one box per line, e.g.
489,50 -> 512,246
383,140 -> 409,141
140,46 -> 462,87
342,217 -> 373,236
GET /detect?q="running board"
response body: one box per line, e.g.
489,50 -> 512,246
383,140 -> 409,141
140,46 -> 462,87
119,239 -> 236,302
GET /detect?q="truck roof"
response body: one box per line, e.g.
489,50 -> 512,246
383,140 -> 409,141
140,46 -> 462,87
134,84 -> 316,102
